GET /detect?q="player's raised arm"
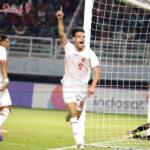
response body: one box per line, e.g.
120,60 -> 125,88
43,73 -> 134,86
56,6 -> 68,46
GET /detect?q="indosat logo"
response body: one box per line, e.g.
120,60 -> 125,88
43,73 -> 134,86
0,0 -> 31,14
93,97 -> 147,110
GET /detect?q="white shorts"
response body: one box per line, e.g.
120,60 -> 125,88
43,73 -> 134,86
0,88 -> 12,107
62,79 -> 88,111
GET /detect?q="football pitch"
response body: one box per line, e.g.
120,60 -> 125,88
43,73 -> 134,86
0,107 -> 148,150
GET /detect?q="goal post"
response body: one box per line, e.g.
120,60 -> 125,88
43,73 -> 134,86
83,0 -> 94,48
83,0 -> 150,149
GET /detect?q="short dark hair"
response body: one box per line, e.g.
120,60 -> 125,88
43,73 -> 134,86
0,34 -> 8,42
72,27 -> 85,37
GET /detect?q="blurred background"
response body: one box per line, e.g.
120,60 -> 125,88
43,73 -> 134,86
0,0 -> 150,149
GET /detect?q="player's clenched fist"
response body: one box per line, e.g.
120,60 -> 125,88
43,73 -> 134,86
56,6 -> 64,19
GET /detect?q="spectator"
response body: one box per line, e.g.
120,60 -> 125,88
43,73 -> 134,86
0,0 -> 82,37
13,25 -> 27,36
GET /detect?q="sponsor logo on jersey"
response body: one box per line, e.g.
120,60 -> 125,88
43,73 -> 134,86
81,58 -> 86,63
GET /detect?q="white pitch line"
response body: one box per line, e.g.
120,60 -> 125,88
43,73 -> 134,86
85,138 -> 129,147
47,145 -> 76,150
48,139 -> 150,150
47,139 -> 129,150
100,138 -> 129,144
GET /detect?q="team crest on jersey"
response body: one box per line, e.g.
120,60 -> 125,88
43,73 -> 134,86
81,58 -> 86,63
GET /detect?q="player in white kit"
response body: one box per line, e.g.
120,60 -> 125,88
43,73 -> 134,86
56,6 -> 100,150
0,34 -> 12,141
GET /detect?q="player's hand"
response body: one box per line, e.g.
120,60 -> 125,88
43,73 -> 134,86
88,85 -> 95,96
0,82 -> 8,91
56,6 -> 64,19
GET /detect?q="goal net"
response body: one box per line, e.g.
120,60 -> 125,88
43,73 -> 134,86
84,0 -> 150,149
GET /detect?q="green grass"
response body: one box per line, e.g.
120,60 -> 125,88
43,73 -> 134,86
1,107 -> 149,150
1,107 -> 75,150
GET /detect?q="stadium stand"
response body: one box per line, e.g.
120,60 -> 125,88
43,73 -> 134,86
0,0 -> 149,64
91,0 -> 150,43
0,0 -> 82,38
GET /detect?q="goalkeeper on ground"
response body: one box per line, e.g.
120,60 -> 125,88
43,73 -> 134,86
124,122 -> 150,140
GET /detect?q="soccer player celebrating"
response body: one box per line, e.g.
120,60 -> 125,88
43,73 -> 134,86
124,122 -> 150,140
0,34 -> 12,141
56,6 -> 100,150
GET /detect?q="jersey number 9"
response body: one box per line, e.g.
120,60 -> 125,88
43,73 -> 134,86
78,63 -> 82,70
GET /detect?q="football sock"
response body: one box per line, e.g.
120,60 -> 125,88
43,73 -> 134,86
78,115 -> 84,145
133,135 -> 150,140
70,117 -> 82,145
0,108 -> 10,128
131,124 -> 148,134
133,135 -> 142,139
0,133 -> 3,141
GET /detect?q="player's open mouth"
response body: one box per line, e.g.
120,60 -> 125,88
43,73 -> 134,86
79,42 -> 84,44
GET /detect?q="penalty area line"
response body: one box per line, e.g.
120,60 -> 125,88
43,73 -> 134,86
47,145 -> 76,150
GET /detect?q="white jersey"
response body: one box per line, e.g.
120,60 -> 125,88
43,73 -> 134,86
0,46 -> 11,107
62,41 -> 99,83
0,46 -> 7,83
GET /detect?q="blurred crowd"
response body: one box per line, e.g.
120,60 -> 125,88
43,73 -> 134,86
1,0 -> 149,43
92,0 -> 150,43
0,0 -> 83,38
